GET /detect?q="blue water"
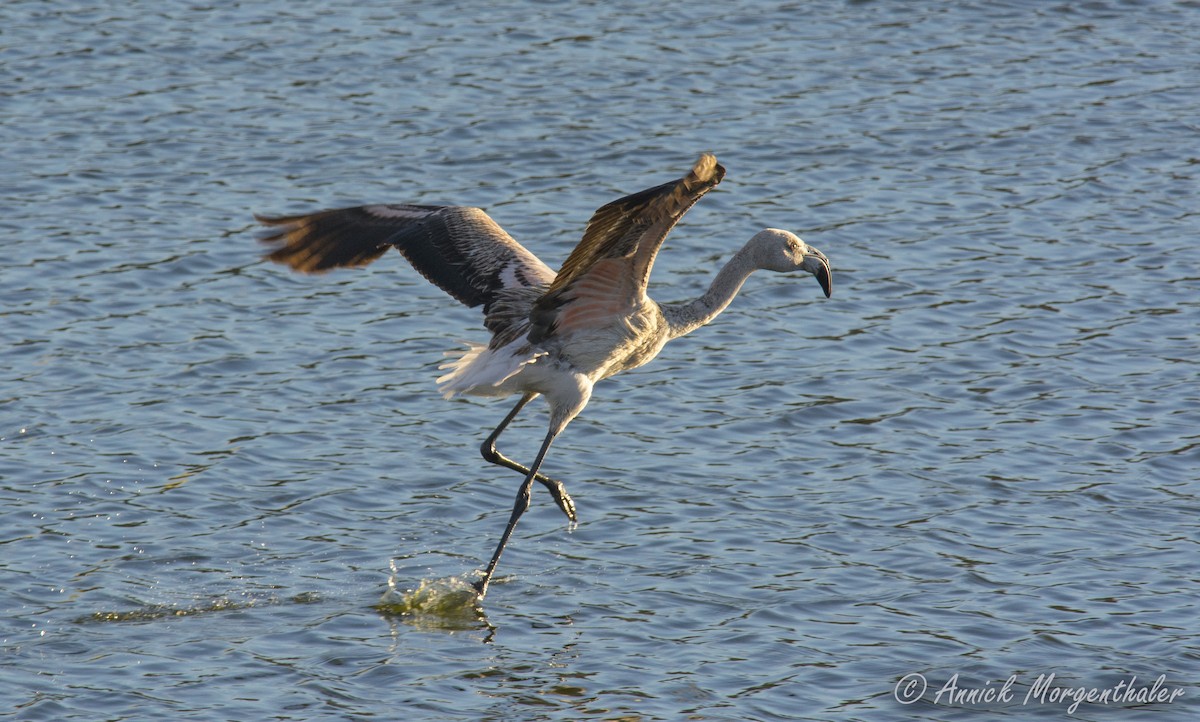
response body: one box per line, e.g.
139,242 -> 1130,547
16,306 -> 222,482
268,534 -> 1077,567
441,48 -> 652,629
4,1 -> 1199,719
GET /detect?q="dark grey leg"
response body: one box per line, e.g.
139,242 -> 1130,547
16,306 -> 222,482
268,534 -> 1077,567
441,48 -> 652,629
481,394 -> 576,522
473,429 -> 557,600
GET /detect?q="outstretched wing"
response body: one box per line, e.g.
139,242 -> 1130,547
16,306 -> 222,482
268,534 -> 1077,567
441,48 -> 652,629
256,204 -> 556,322
528,153 -> 725,343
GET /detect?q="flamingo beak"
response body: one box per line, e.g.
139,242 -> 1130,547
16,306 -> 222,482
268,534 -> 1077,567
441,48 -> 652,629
803,249 -> 832,298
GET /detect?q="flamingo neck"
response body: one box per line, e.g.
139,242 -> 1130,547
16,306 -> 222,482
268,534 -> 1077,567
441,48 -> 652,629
661,246 -> 758,340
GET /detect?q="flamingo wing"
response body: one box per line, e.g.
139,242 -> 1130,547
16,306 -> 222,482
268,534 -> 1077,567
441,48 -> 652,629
256,204 -> 556,323
528,154 -> 725,343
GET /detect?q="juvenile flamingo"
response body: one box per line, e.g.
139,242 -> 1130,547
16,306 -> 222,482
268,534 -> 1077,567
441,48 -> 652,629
257,153 -> 832,599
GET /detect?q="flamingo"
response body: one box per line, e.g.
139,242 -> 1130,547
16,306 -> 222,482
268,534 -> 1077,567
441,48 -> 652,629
256,153 -> 832,599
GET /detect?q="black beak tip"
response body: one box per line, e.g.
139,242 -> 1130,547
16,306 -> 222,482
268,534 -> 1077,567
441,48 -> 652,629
817,266 -> 832,298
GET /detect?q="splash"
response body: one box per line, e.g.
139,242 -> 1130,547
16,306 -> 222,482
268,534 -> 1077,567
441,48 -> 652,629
376,560 -> 483,628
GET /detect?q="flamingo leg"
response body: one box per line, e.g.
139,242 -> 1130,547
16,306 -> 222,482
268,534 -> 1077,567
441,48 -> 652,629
473,428 -> 557,599
481,394 -> 576,522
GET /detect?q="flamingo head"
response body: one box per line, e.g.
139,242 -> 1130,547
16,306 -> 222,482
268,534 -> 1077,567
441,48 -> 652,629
748,229 -> 832,298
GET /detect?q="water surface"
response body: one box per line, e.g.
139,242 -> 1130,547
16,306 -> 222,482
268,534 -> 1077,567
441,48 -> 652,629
3,1 -> 1199,719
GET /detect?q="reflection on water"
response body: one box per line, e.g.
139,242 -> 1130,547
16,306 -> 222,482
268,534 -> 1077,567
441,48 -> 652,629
75,592 -> 322,625
4,0 -> 1200,720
